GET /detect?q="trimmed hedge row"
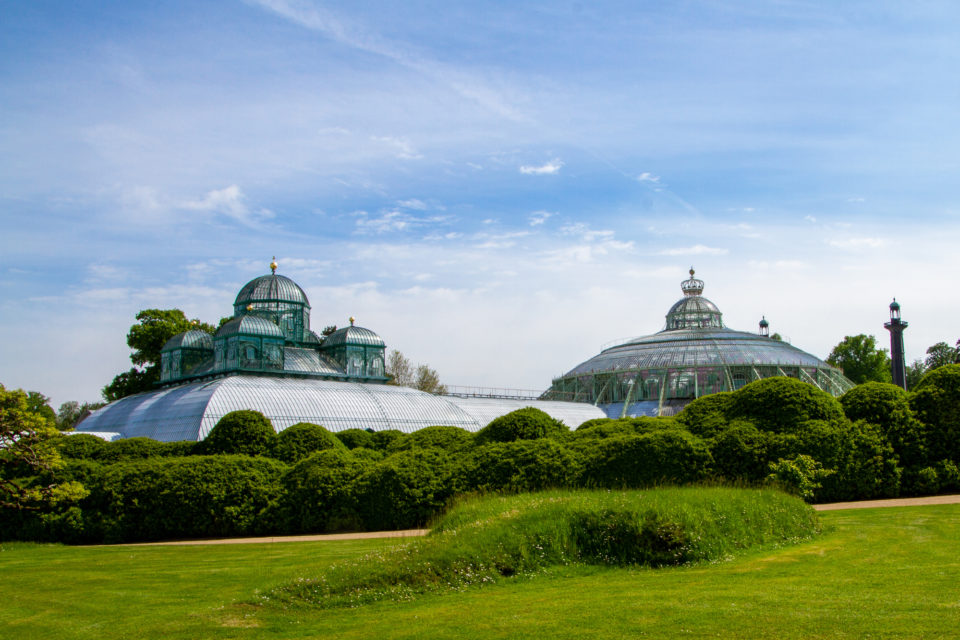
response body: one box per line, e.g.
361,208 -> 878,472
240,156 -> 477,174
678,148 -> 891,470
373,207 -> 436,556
8,368 -> 960,544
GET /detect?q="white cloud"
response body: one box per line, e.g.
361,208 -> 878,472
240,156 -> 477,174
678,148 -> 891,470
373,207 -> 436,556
804,215 -> 817,223
180,185 -> 274,225
659,245 -> 729,256
519,159 -> 564,175
847,197 -> 866,203
353,209 -> 448,234
561,222 -> 615,242
637,172 -> 661,183
529,211 -> 553,226
371,136 -> 422,160
828,237 -> 889,250
398,198 -> 428,210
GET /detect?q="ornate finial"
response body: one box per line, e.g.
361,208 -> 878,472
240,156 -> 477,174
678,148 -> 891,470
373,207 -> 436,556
270,256 -> 278,274
680,267 -> 705,297
349,316 -> 355,326
246,304 -> 254,311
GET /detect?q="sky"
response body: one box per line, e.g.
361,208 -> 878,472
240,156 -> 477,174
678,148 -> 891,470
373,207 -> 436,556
2,0 -> 959,408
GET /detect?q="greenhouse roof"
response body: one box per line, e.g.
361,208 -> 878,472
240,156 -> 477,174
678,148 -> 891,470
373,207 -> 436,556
161,329 -> 213,352
322,324 -> 385,348
234,273 -> 310,308
76,376 -> 605,441
216,315 -> 285,339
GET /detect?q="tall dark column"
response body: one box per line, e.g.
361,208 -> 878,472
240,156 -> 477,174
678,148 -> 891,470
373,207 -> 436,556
884,299 -> 908,390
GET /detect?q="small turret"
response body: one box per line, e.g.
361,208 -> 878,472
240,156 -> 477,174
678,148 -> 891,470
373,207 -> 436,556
759,316 -> 770,337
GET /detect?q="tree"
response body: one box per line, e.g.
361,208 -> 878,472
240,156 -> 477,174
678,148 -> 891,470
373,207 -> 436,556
906,359 -> 928,391
826,334 -> 892,385
103,309 -> 215,402
925,342 -> 958,372
414,364 -> 447,394
1,385 -> 87,510
56,401 -> 105,431
386,350 -> 414,387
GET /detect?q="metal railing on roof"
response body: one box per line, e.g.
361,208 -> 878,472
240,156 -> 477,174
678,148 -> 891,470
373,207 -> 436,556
441,385 -> 547,401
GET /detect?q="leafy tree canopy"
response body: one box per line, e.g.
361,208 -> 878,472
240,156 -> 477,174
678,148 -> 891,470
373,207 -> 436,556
1,384 -> 87,510
386,349 -> 446,393
925,341 -> 959,372
103,309 -> 215,402
826,334 -> 892,385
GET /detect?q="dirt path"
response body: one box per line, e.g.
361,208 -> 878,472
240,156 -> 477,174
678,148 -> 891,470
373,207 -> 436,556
108,494 -> 960,547
813,493 -> 960,511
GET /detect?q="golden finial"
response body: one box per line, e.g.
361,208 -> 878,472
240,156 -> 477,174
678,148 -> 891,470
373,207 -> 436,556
689,266 -> 695,277
349,316 -> 355,326
246,304 -> 254,311
270,256 -> 278,274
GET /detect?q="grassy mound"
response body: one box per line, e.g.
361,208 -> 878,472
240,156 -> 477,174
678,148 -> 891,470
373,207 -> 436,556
265,487 -> 819,608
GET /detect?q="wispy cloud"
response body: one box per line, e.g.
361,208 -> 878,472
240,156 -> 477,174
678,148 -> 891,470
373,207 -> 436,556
353,209 -> 447,234
371,135 -> 422,160
637,172 -> 660,183
249,0 -> 526,121
829,237 -> 889,250
659,245 -> 729,256
529,211 -> 553,226
181,185 -> 274,225
519,159 -> 564,175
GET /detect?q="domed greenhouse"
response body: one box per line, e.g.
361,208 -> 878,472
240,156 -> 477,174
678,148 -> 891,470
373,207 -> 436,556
543,269 -> 854,417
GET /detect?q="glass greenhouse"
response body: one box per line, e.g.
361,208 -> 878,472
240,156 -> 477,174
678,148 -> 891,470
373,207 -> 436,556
79,259 -> 604,441
77,376 -> 605,441
543,269 -> 854,417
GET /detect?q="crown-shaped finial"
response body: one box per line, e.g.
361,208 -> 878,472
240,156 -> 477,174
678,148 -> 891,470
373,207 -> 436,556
270,256 -> 278,274
680,267 -> 705,297
349,316 -> 355,326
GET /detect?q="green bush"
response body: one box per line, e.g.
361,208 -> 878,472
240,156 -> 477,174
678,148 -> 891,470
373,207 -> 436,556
335,428 -> 375,450
676,392 -> 735,437
817,421 -> 901,502
387,425 -> 474,453
475,407 -> 568,444
369,430 -> 409,452
81,455 -> 287,542
731,377 -> 846,433
57,434 -> 108,460
201,410 -> 275,456
573,417 -> 680,440
459,439 -> 583,492
841,382 -> 927,466
910,364 -> 960,463
581,431 -> 713,488
709,421 -> 770,482
352,449 -> 459,530
278,449 -> 369,533
96,437 -> 196,463
575,417 -> 614,431
271,422 -> 346,463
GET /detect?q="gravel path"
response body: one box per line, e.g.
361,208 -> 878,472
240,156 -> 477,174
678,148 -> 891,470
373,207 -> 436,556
109,493 -> 960,547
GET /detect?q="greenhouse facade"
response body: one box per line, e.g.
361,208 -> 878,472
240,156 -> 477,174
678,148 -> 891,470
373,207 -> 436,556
543,269 -> 854,417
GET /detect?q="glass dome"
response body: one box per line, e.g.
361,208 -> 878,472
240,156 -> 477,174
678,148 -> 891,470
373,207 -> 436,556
322,324 -> 386,348
545,269 -> 854,417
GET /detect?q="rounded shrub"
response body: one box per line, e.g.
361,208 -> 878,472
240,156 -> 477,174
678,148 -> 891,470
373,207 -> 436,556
202,410 -> 275,456
57,434 -> 108,460
335,428 -> 375,450
271,422 -> 346,463
96,437 -> 192,463
387,425 -> 474,453
675,391 -> 735,437
910,364 -> 960,463
475,407 -> 567,445
841,382 -> 927,466
709,420 -> 770,482
581,430 -> 713,488
278,449 -> 368,533
731,377 -> 846,433
352,449 -> 458,530
459,439 -> 583,492
81,455 -> 287,542
573,417 -> 681,441
369,429 -> 409,452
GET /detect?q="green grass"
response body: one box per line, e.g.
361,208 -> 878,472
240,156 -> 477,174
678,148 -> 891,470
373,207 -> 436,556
267,487 -> 819,608
2,502 -> 959,639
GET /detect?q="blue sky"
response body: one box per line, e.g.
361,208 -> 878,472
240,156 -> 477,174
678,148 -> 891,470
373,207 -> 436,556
2,1 -> 959,407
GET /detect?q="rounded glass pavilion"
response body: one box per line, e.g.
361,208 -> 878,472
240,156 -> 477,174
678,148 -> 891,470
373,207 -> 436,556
544,269 -> 854,417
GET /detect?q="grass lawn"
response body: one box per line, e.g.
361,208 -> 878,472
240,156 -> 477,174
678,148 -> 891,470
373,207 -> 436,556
3,504 -> 959,639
